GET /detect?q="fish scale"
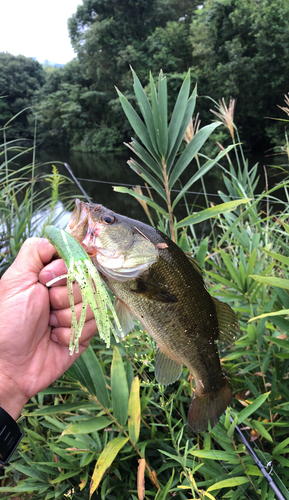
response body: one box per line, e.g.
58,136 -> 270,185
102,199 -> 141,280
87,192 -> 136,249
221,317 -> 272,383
67,199 -> 240,432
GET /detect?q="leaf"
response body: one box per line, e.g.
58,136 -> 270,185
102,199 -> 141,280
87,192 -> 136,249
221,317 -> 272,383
67,345 -> 110,408
251,420 -> 273,442
28,401 -> 97,415
128,376 -> 141,444
61,416 -> 111,436
266,336 -> 289,349
167,70 -> 191,159
175,199 -> 251,229
249,275 -> 289,290
172,144 -> 236,209
167,89 -> 197,172
189,450 -> 239,463
158,70 -> 168,157
128,159 -> 166,200
236,392 -> 270,423
248,309 -> 289,322
116,88 -> 157,160
126,138 -> 163,180
137,458 -> 146,500
150,72 -> 163,156
262,248 -> 289,267
90,436 -> 129,497
111,346 -> 129,426
131,68 -> 158,153
169,122 -> 221,189
157,469 -> 174,500
113,186 -> 169,218
207,477 -> 249,492
273,436 -> 289,455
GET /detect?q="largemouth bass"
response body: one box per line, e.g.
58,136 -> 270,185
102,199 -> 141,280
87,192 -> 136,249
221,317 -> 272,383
67,199 -> 239,432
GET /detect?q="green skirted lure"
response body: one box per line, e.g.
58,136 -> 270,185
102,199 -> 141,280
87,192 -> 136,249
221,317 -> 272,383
44,226 -> 122,355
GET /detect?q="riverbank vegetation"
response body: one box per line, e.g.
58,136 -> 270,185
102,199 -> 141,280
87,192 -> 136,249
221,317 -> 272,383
1,66 -> 289,499
1,0 -> 289,158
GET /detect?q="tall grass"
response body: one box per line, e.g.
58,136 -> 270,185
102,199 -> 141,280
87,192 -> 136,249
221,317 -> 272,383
0,122 -> 72,275
1,73 -> 289,500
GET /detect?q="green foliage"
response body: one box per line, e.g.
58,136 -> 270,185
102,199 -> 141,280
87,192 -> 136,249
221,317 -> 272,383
189,0 -> 289,151
0,52 -> 45,140
0,127 -> 71,275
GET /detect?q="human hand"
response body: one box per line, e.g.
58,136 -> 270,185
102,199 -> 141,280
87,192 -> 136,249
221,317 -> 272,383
0,238 -> 97,420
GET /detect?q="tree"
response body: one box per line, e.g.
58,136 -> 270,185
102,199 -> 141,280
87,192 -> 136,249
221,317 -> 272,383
189,0 -> 289,151
0,53 -> 45,140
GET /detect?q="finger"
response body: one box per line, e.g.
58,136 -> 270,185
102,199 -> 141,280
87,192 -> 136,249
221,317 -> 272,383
50,318 -> 97,347
49,282 -> 84,310
39,257 -> 68,286
1,238 -> 56,291
50,301 -> 96,328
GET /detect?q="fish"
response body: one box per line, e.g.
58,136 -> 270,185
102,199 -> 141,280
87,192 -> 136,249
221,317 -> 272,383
67,199 -> 240,432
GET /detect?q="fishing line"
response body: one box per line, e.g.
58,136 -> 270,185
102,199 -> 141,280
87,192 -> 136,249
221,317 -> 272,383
63,163 -> 288,498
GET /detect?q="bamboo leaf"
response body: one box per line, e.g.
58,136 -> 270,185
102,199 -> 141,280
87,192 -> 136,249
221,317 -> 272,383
67,345 -> 110,408
90,436 -> 129,497
249,275 -> 289,290
251,420 -> 273,442
175,199 -> 251,229
111,346 -> 129,426
248,309 -> 289,322
128,376 -> 141,444
61,416 -> 111,436
131,68 -> 158,153
236,392 -> 270,423
172,145 -> 236,209
167,70 -> 191,158
28,401 -> 97,415
262,248 -> 289,267
273,436 -> 289,455
207,477 -> 249,492
189,450 -> 239,463
113,186 -> 169,218
266,336 -> 289,349
169,122 -> 222,189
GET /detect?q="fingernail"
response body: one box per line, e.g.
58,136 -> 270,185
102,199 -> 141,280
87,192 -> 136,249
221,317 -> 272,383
49,313 -> 58,326
51,332 -> 59,343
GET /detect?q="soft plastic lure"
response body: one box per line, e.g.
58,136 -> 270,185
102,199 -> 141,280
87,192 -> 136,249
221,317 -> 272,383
44,225 -> 122,355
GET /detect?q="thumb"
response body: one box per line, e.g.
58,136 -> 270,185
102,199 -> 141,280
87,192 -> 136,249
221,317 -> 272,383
1,238 -> 56,293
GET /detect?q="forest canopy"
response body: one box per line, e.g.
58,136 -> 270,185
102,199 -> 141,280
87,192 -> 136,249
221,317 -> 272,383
1,0 -> 289,155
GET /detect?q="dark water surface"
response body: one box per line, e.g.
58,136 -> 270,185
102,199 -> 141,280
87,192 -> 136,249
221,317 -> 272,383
35,147 -> 226,226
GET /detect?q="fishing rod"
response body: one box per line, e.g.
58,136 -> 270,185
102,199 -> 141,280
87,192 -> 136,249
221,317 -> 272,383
230,415 -> 287,500
64,162 -> 288,499
64,162 -> 91,203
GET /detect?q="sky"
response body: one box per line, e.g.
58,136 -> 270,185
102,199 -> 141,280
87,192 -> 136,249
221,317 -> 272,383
0,0 -> 82,65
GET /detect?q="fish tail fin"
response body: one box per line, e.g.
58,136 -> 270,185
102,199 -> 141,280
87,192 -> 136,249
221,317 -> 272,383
187,378 -> 231,433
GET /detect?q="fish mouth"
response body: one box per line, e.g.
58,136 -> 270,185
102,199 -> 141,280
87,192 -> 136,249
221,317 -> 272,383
66,199 -> 90,242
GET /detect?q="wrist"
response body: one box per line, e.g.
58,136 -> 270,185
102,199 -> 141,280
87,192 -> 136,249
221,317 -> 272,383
0,375 -> 28,420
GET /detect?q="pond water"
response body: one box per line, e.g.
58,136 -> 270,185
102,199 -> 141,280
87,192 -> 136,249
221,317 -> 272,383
35,147 -> 227,226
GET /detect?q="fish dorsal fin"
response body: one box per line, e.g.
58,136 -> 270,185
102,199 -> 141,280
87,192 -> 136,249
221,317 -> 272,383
184,253 -> 204,279
114,298 -> 135,337
155,349 -> 183,386
212,297 -> 240,343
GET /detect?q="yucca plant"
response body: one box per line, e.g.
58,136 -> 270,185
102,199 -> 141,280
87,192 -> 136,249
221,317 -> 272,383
115,69 -> 249,243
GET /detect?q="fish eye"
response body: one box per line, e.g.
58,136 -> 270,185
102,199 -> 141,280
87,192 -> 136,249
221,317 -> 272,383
101,214 -> 115,224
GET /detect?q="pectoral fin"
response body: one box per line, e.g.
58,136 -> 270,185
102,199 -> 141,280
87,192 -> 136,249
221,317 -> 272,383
132,279 -> 178,303
212,297 -> 240,343
155,349 -> 182,386
114,298 -> 135,337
